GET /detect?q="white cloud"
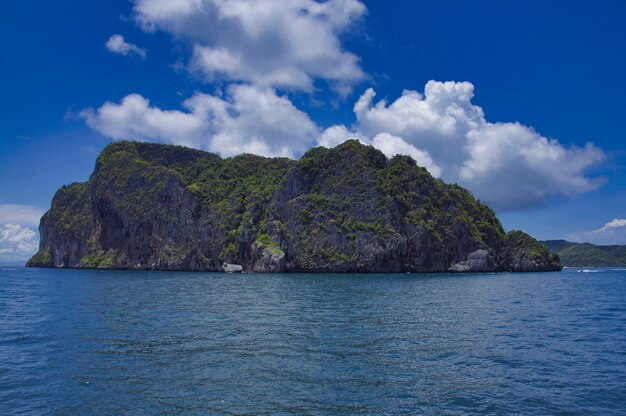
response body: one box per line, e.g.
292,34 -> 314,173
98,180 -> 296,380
105,34 -> 147,58
133,0 -> 366,91
371,133 -> 442,178
317,125 -> 363,148
81,84 -> 319,158
0,204 -> 45,228
80,93 -> 206,148
598,218 -> 626,232
460,124 -> 605,210
81,1 -> 608,214
81,79 -> 605,212
0,204 -> 44,262
566,218 -> 626,245
0,224 -> 39,262
319,81 -> 605,211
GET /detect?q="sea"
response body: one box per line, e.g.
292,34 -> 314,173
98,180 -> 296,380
1,267 -> 625,415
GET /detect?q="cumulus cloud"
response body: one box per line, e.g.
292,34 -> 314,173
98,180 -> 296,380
80,84 -> 319,158
80,94 -> 206,148
78,0 -> 610,214
81,79 -> 606,211
566,219 -> 626,245
317,124 -> 363,148
0,204 -> 44,262
460,125 -> 605,210
371,133 -> 441,178
319,81 -> 606,211
132,0 -> 366,91
0,204 -> 45,228
0,224 -> 38,254
106,34 -> 147,58
599,219 -> 626,232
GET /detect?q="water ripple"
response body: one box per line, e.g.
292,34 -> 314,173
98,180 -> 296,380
1,268 -> 626,414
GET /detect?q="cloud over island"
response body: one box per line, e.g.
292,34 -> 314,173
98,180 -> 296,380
81,0 -> 606,213
81,80 -> 605,212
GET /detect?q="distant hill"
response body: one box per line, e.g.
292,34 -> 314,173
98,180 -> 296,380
542,240 -> 626,267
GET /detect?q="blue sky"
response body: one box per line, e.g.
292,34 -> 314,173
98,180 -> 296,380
1,0 -> 625,261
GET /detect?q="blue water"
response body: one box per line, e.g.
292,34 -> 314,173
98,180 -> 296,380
1,268 -> 626,415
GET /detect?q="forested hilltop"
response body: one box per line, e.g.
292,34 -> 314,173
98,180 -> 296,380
543,240 -> 626,267
28,140 -> 560,273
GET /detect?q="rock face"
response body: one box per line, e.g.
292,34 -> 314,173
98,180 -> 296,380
222,263 -> 243,273
502,231 -> 564,272
27,140 -> 561,273
449,249 -> 496,273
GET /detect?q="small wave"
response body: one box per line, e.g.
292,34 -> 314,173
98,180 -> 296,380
576,268 -> 626,273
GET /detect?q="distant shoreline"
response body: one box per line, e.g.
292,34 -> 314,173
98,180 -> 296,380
542,240 -> 626,267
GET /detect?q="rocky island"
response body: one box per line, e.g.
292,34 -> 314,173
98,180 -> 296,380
28,140 -> 561,273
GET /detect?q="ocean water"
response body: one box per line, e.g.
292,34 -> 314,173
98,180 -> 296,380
1,267 -> 626,415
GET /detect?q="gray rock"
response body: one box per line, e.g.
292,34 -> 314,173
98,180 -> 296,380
252,246 -> 286,272
222,263 -> 243,273
449,249 -> 497,273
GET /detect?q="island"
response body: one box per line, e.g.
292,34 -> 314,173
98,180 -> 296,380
542,240 -> 626,267
28,140 -> 561,273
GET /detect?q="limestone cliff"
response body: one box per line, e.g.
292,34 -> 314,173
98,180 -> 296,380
28,140 -> 561,273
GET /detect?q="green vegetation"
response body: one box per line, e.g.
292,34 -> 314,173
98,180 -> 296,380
254,233 -> 283,255
278,140 -> 508,270
255,233 -> 277,248
379,154 -> 504,247
543,240 -> 626,267
46,182 -> 92,239
189,152 -> 293,237
503,231 -> 560,269
26,250 -> 52,267
507,231 -> 551,259
78,237 -> 117,268
79,251 -> 116,268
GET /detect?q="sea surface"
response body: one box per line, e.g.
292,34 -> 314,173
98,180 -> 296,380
1,267 -> 626,415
